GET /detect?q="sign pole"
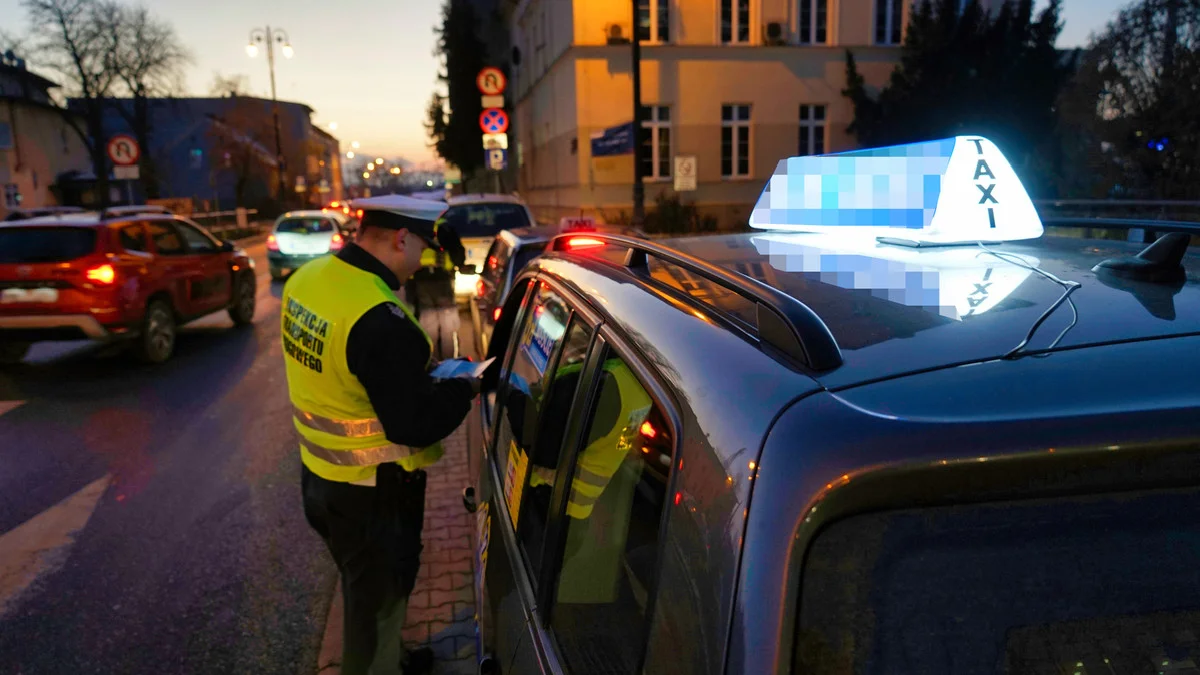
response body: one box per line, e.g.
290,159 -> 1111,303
631,0 -> 645,227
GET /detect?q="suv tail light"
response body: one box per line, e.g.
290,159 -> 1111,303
267,234 -> 280,252
475,278 -> 486,298
492,306 -> 502,322
330,233 -> 345,252
85,263 -> 116,285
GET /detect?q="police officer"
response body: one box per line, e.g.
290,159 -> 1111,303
404,217 -> 466,360
282,200 -> 478,675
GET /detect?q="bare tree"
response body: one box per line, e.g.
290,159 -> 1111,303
109,3 -> 191,198
22,0 -> 122,207
208,73 -> 250,98
207,92 -> 277,208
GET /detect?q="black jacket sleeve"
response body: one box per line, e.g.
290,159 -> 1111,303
345,302 -> 475,448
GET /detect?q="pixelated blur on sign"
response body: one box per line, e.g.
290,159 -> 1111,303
749,136 -> 1043,246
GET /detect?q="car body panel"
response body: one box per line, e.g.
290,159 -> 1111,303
732,335 -> 1200,674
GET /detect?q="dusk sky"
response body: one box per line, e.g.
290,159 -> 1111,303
2,0 -> 1128,164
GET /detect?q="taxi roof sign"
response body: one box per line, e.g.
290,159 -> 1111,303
559,216 -> 596,232
749,136 -> 1043,246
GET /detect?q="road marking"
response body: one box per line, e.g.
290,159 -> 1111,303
0,401 -> 23,418
0,474 -> 111,617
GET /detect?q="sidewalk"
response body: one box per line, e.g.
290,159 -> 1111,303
316,313 -> 480,675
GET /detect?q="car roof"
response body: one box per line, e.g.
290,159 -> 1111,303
0,211 -> 190,229
540,230 -> 1200,389
278,210 -> 339,219
501,225 -> 647,247
446,193 -> 526,207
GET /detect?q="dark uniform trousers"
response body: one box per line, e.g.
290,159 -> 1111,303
302,462 -> 427,675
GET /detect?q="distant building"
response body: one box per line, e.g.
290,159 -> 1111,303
88,96 -> 340,213
507,0 -> 919,228
0,56 -> 91,220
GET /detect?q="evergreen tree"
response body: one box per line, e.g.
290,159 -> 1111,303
843,0 -> 1072,195
426,0 -> 487,176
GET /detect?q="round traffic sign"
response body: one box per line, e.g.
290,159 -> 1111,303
480,108 -> 509,134
476,67 -> 507,96
107,135 -> 140,166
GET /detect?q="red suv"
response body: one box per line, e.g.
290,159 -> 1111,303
0,210 -> 257,365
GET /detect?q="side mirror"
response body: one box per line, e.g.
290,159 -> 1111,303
460,264 -> 478,275
220,241 -> 235,252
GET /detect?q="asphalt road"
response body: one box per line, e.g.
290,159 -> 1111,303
0,241 -> 337,675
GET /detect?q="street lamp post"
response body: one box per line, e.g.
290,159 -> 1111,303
247,26 -> 293,207
630,0 -> 645,227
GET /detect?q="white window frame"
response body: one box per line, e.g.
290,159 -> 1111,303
875,0 -> 904,45
720,0 -> 751,45
798,104 -> 827,157
721,104 -> 752,180
4,184 -> 21,209
798,0 -> 829,45
641,105 -> 671,180
637,0 -> 670,43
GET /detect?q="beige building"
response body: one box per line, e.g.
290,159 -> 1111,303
509,0 -> 927,228
0,59 -> 91,220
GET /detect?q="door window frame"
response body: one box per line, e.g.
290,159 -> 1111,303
144,219 -> 188,257
173,218 -> 222,254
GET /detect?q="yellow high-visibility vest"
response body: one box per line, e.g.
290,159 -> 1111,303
282,255 -> 444,483
527,359 -> 652,519
419,247 -> 455,272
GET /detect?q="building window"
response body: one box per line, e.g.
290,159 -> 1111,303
4,184 -> 20,208
721,104 -> 751,178
638,0 -> 669,42
721,0 -> 750,44
190,148 -> 203,170
799,0 -> 829,44
799,105 -> 827,156
875,0 -> 903,45
641,105 -> 671,180
0,122 -> 13,150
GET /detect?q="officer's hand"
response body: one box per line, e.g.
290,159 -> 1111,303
469,377 -> 482,396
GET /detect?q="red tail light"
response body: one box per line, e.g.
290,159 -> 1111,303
330,233 -> 345,251
85,263 -> 116,285
342,206 -> 350,215
492,306 -> 502,322
639,421 -> 657,439
475,279 -> 486,298
267,234 -> 280,252
565,236 -> 605,250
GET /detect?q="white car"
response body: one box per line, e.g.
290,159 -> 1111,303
266,210 -> 348,280
440,194 -> 537,300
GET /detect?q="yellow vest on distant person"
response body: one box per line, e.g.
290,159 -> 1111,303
281,255 -> 443,483
419,248 -> 455,272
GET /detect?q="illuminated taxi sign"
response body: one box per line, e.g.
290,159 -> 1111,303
559,216 -> 596,232
749,136 -> 1043,246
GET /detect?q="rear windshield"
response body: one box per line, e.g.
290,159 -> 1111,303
441,203 -> 532,238
795,486 -> 1200,675
276,218 -> 335,234
0,227 -> 97,263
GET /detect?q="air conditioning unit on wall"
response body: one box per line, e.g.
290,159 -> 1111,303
605,23 -> 631,45
764,21 -> 787,45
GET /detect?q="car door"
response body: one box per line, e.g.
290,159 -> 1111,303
144,219 -> 201,315
477,278 -> 602,674
172,219 -> 232,315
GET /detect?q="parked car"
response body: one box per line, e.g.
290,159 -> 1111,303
465,137 -> 1200,675
440,194 -> 537,301
0,210 -> 257,364
266,210 -> 348,280
469,222 -> 646,356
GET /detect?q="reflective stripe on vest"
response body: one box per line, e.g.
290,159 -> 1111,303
282,256 -> 443,483
292,404 -> 384,438
301,438 -> 422,467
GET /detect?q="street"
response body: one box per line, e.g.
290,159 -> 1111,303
0,241 -> 336,674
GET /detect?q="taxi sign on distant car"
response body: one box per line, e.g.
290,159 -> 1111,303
749,135 -> 1042,246
559,216 -> 596,232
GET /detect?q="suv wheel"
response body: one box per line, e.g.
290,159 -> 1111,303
229,275 -> 256,326
135,300 -> 177,364
0,342 -> 30,365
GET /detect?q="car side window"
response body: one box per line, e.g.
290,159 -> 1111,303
491,282 -> 573,529
145,221 -> 186,256
118,223 -> 147,253
548,345 -> 675,675
174,220 -> 219,253
514,316 -> 595,580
